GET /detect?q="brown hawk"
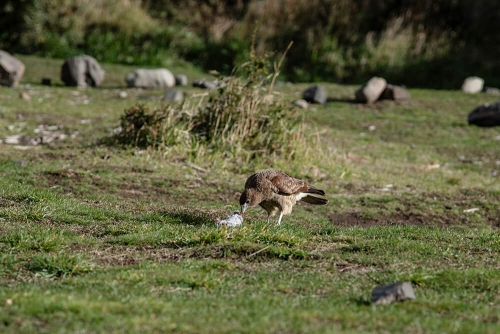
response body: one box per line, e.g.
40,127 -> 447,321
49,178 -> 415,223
239,170 -> 328,225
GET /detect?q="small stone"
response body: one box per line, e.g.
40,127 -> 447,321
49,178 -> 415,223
175,74 -> 188,86
302,85 -> 327,104
13,160 -> 27,167
41,78 -> 51,86
193,80 -> 217,90
203,81 -> 217,90
119,91 -> 128,99
355,77 -> 387,103
5,299 -> 13,306
483,87 -> 500,96
19,92 -> 31,101
381,84 -> 410,100
164,89 -> 184,102
372,282 -> 415,305
293,99 -> 308,109
461,76 -> 484,94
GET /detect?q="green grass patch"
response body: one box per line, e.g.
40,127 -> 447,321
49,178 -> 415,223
0,56 -> 499,333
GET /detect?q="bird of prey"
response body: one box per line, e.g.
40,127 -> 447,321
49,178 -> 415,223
239,170 -> 328,225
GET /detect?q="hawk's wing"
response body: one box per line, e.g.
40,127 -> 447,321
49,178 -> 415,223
245,170 -> 313,196
269,173 -> 308,196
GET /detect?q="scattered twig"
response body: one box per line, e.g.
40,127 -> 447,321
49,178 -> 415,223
247,245 -> 271,258
186,162 -> 208,173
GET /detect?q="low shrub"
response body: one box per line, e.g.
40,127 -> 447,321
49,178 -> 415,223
116,50 -> 305,163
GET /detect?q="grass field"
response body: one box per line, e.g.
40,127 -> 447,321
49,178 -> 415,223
0,55 -> 499,333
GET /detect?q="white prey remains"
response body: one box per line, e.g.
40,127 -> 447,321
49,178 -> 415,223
216,210 -> 244,227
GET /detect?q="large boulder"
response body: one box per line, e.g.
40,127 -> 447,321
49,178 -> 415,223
126,69 -> 175,89
381,84 -> 410,101
61,55 -> 105,87
0,51 -> 25,87
355,77 -> 387,103
468,101 -> 500,127
461,76 -> 484,94
302,85 -> 327,104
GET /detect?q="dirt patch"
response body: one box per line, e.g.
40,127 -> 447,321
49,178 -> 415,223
44,170 -> 84,184
328,211 -> 433,227
328,208 -> 499,228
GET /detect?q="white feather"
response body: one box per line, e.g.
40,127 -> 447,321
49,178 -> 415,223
296,192 -> 308,201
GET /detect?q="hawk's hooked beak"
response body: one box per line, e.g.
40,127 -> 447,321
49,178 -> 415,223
241,203 -> 248,214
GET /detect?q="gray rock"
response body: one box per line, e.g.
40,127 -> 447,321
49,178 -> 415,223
175,74 -> 188,86
293,99 -> 308,109
0,50 -> 25,88
381,84 -> 410,100
118,91 -> 128,99
468,101 -> 500,127
355,77 -> 387,103
193,80 -> 217,90
372,282 -> 415,305
483,87 -> 500,96
125,69 -> 175,89
13,160 -> 27,167
61,55 -> 105,87
164,89 -> 184,102
302,85 -> 327,104
462,76 -> 484,94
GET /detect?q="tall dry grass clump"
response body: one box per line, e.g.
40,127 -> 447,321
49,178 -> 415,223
116,50 -> 307,164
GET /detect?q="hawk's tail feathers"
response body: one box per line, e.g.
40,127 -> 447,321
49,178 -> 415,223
301,195 -> 328,205
307,187 -> 326,196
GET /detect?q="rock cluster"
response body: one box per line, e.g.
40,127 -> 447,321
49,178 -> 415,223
355,77 -> 410,103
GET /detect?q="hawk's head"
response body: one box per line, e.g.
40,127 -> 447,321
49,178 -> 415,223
239,189 -> 261,213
